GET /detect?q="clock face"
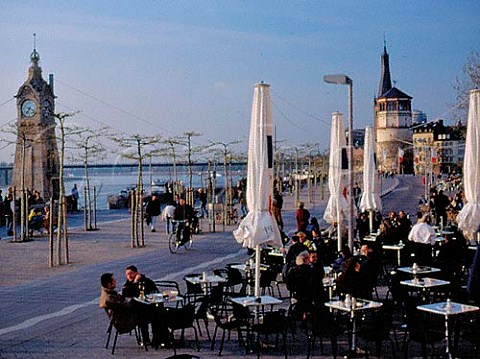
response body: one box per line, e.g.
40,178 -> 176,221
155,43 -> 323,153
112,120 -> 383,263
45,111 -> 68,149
21,100 -> 37,117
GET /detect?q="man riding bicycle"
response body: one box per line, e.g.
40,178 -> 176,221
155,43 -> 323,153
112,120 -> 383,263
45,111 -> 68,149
173,198 -> 195,245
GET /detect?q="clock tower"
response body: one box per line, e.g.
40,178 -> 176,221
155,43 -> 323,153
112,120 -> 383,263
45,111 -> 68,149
12,42 -> 59,199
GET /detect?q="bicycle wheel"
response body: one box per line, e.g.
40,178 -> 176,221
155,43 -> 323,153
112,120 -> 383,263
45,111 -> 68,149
168,233 -> 179,254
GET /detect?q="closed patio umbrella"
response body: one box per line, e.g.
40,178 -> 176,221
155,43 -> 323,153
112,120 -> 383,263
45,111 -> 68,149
359,126 -> 382,232
233,82 -> 281,299
323,112 -> 348,251
458,89 -> 480,242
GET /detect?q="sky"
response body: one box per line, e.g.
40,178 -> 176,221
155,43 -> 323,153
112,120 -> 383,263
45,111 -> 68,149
0,1 -> 479,163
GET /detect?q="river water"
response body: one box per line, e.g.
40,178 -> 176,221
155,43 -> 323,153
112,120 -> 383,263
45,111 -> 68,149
63,163 -> 246,210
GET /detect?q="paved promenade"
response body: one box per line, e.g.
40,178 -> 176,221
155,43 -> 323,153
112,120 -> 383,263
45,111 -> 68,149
0,177 -> 421,359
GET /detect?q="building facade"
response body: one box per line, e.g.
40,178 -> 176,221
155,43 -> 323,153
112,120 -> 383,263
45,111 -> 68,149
412,120 -> 465,175
12,46 -> 59,199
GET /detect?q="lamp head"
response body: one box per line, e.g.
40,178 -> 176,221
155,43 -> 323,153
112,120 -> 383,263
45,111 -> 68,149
323,74 -> 352,85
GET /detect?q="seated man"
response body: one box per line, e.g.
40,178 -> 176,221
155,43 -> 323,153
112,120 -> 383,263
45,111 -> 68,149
121,266 -> 170,347
99,273 -> 140,337
286,251 -> 314,311
357,243 -> 382,299
173,198 -> 195,244
308,250 -> 327,304
407,211 -> 436,266
122,265 -> 158,298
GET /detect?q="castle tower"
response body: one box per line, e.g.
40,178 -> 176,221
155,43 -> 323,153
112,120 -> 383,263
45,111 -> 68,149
12,40 -> 59,199
374,45 -> 413,174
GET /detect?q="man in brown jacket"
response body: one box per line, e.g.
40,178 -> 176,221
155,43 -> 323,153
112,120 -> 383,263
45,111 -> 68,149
100,273 -> 140,337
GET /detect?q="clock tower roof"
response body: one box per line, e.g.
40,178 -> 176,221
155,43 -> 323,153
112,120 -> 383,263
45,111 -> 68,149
16,35 -> 54,99
378,44 -> 393,97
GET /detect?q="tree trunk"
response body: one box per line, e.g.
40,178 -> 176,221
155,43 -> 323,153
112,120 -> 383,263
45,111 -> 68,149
48,198 -> 54,267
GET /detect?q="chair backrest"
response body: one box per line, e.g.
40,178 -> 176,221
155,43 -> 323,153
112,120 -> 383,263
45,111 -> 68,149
183,274 -> 203,296
231,303 -> 252,325
154,280 -> 181,295
259,310 -> 287,334
213,268 -> 228,279
225,265 -> 244,286
109,309 -> 139,334
193,296 -> 210,319
358,301 -> 394,341
260,269 -> 277,287
165,303 -> 196,330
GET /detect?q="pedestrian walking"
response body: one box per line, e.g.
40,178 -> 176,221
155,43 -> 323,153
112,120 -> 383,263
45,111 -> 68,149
145,195 -> 161,232
161,202 -> 176,235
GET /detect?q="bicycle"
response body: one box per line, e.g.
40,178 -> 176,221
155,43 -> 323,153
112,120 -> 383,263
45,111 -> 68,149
168,220 -> 193,253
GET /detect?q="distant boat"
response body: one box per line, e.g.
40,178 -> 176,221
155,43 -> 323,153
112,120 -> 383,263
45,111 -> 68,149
288,169 -> 314,181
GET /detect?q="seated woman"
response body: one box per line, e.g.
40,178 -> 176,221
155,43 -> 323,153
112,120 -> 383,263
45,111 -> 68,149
336,257 -> 362,298
28,208 -> 45,235
331,245 -> 352,273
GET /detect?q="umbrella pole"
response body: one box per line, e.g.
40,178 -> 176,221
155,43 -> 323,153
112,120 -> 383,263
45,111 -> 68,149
369,210 -> 373,234
337,206 -> 342,252
255,245 -> 261,298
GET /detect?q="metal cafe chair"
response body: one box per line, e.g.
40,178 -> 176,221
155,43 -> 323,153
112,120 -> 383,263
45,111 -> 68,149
104,309 -> 146,355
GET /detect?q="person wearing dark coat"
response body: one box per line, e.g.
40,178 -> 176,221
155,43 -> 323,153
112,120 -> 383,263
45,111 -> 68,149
145,195 -> 161,232
121,265 -> 171,347
122,265 -> 158,298
468,246 -> 480,305
285,234 -> 309,267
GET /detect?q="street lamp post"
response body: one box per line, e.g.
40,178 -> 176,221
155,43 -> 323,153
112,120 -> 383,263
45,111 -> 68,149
324,74 -> 354,251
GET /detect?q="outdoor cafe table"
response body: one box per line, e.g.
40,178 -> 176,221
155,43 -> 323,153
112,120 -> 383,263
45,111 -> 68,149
417,301 -> 479,359
397,265 -> 441,276
400,277 -> 450,302
133,293 -> 184,307
230,263 -> 269,272
229,295 -> 283,307
362,234 -> 377,242
382,243 -> 404,266
229,295 -> 283,358
325,298 -> 383,358
267,250 -> 284,258
185,274 -> 227,294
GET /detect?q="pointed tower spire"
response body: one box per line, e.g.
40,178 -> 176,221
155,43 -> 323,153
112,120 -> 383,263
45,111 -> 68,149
378,43 -> 392,97
30,33 -> 40,65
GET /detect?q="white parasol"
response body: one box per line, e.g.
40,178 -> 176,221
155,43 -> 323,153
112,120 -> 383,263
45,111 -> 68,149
359,126 -> 382,232
233,82 -> 282,298
323,112 -> 348,251
457,89 -> 480,241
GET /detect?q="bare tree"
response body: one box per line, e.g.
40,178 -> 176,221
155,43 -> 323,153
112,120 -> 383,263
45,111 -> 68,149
112,134 -> 160,248
163,137 -> 181,200
179,132 -> 202,205
71,127 -> 108,231
54,112 -> 78,265
454,50 -> 480,114
209,140 -> 241,228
